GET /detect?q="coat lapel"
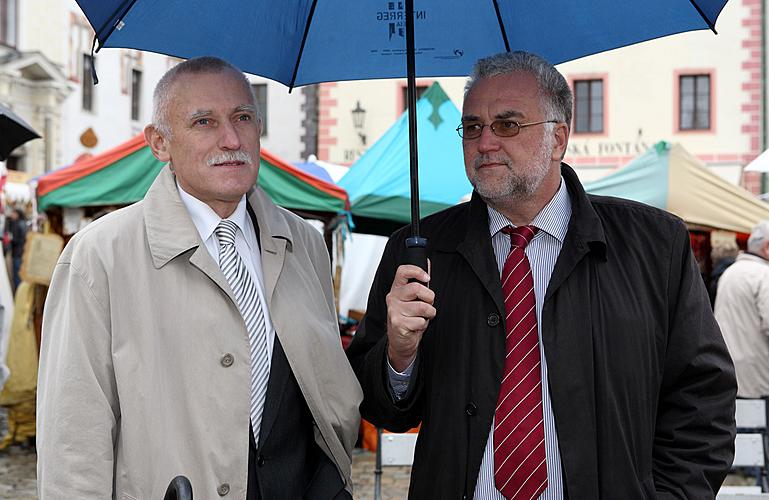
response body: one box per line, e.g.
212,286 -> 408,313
440,193 -> 505,314
546,165 -> 606,301
541,164 -> 607,496
143,167 -> 236,303
246,187 -> 291,307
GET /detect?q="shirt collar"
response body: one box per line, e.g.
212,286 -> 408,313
487,177 -> 571,243
176,182 -> 251,250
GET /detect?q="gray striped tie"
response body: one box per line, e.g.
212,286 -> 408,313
215,219 -> 270,445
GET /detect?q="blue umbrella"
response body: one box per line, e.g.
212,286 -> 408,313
74,0 -> 730,262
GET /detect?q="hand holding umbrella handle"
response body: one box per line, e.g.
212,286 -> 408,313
163,476 -> 193,500
405,237 -> 428,284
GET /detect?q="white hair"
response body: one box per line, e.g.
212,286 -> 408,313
151,56 -> 257,137
748,220 -> 769,254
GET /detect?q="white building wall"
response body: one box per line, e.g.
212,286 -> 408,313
558,0 -> 751,183
321,0 -> 759,189
248,75 -> 306,163
14,1 -> 306,173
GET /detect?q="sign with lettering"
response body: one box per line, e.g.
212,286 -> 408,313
20,233 -> 64,286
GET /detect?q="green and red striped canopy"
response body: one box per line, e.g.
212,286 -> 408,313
37,134 -> 349,213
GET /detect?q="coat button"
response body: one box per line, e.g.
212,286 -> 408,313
257,454 -> 265,467
217,482 -> 230,496
465,403 -> 477,416
220,353 -> 234,367
487,313 -> 500,327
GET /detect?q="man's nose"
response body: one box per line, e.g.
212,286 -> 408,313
476,125 -> 501,154
218,121 -> 242,150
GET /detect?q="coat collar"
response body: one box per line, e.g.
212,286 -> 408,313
430,163 -> 605,253
143,166 -> 294,304
429,163 -> 607,308
546,163 -> 606,300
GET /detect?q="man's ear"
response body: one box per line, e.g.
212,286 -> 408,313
551,122 -> 570,162
144,125 -> 171,163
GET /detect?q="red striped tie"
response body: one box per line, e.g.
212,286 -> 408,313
493,225 -> 547,499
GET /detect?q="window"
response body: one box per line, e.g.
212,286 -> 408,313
401,85 -> 428,111
573,79 -> 603,133
0,0 -> 17,47
131,69 -> 142,121
82,54 -> 95,112
679,74 -> 710,130
252,84 -> 267,136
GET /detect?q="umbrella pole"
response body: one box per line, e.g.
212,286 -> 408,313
404,0 -> 428,273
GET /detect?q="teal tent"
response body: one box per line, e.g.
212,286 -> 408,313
339,82 -> 473,235
584,141 -> 769,234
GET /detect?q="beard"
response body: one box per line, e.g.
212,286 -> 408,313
467,131 -> 555,202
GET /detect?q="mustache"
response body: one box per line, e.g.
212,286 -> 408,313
207,150 -> 253,166
473,155 -> 510,169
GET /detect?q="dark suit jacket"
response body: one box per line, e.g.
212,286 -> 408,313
347,163 -> 736,499
247,336 -> 350,500
245,206 -> 350,500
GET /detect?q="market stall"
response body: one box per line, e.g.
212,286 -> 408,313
36,133 -> 349,241
338,82 -> 472,236
584,140 -> 769,275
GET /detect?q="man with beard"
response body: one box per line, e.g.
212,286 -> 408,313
37,57 -> 361,499
346,51 -> 735,499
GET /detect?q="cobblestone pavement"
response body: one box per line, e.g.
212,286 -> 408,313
0,445 -> 409,499
0,444 -> 757,499
0,445 -> 36,500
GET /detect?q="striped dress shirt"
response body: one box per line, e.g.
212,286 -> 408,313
388,179 -> 571,499
475,179 -> 571,500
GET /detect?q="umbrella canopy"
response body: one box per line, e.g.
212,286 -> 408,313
76,1 -> 727,88
339,82 -> 471,233
37,134 -> 349,214
584,141 -> 769,234
0,104 -> 40,161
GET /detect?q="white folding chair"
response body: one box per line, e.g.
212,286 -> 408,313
732,399 -> 769,492
374,428 -> 417,500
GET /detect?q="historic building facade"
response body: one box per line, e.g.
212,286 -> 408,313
318,0 -> 766,192
0,0 -> 312,176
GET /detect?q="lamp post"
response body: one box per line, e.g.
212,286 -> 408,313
351,100 -> 366,145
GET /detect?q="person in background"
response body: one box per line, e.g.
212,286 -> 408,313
347,50 -> 736,499
4,208 -> 27,290
37,56 -> 361,499
708,240 -> 739,307
715,221 -> 769,398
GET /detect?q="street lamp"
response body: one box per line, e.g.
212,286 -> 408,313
351,100 -> 366,145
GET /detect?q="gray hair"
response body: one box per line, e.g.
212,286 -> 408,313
748,220 -> 769,254
465,51 -> 573,126
151,56 -> 257,137
711,240 -> 739,262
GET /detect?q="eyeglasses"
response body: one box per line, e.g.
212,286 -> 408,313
456,119 -> 559,139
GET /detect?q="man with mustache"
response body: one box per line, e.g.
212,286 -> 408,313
37,57 -> 362,499
347,51 -> 736,499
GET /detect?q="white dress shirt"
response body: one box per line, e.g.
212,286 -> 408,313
177,183 -> 276,361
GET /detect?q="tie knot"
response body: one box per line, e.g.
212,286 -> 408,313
215,219 -> 238,247
502,225 -> 537,249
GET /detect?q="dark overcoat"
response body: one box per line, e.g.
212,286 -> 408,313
347,163 -> 736,499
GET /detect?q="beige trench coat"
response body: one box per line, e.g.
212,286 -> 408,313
36,167 -> 362,499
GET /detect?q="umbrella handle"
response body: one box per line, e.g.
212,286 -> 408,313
163,475 -> 193,500
405,237 -> 428,281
